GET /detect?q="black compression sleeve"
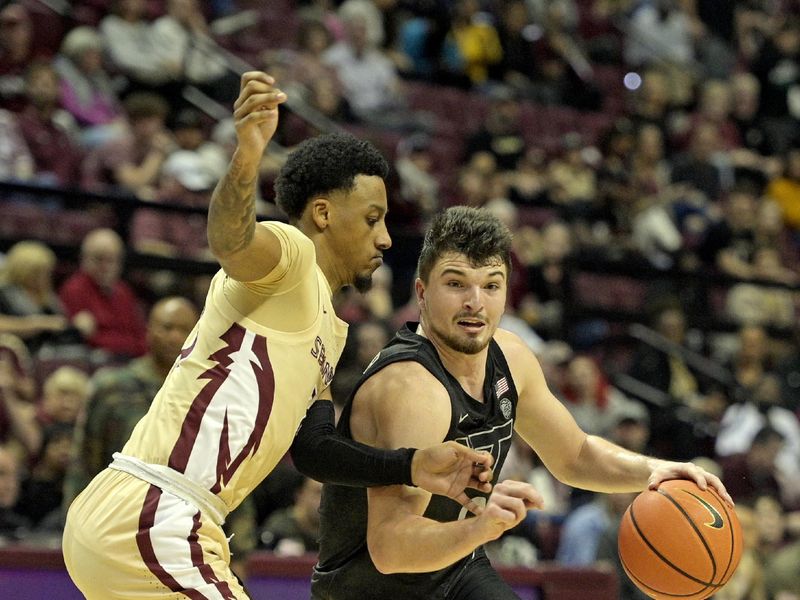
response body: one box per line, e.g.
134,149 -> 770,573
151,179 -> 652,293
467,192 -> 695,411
289,400 -> 416,487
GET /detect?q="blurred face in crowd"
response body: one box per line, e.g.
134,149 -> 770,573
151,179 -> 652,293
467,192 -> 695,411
43,385 -> 85,424
656,307 -> 686,344
25,65 -> 60,110
0,4 -> 32,56
566,356 -> 599,398
355,322 -> 389,368
737,325 -> 767,363
81,229 -> 124,289
147,298 -> 198,368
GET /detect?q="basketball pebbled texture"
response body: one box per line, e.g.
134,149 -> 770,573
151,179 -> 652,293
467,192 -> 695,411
618,479 -> 743,600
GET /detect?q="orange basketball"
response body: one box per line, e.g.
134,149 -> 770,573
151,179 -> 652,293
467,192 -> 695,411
618,479 -> 743,599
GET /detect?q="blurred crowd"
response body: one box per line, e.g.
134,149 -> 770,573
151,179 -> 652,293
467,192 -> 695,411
0,0 -> 799,598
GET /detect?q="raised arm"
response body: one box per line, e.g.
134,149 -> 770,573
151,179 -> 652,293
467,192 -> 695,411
207,72 -> 286,282
499,330 -> 733,503
353,363 -> 541,574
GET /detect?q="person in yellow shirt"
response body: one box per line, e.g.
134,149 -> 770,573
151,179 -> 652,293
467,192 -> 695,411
766,148 -> 800,232
62,72 -> 492,599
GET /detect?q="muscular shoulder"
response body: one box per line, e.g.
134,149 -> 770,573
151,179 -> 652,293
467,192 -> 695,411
239,221 -> 315,292
351,361 -> 451,447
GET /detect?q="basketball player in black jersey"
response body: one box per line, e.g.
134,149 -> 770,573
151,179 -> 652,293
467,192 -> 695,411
312,206 -> 732,600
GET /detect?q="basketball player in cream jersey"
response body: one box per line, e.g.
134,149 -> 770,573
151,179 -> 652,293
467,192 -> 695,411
62,72 -> 493,599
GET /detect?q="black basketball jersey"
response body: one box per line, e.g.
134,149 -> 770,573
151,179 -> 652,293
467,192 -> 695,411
312,323 -> 519,600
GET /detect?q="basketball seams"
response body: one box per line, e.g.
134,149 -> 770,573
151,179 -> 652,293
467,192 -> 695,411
620,551 -> 711,599
655,488 -> 717,593
704,487 -> 737,586
628,499 -> 721,597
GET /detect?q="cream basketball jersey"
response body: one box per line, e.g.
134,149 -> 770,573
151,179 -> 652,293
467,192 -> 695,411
122,221 -> 348,511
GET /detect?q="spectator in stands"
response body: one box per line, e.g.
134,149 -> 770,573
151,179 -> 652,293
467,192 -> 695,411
15,423 -> 73,529
716,426 -> 786,506
0,445 -> 29,543
394,133 -> 439,228
624,0 -> 697,68
0,109 -> 34,181
169,108 -> 227,180
767,147 -> 800,236
62,296 -> 197,504
730,72 -> 770,157
0,347 -> 39,459
258,475 -> 323,555
465,88 -> 526,172
497,0 -> 538,91
129,150 -> 215,258
15,61 -> 83,188
547,132 -> 598,219
686,79 -> 740,151
556,491 -> 637,565
0,241 -> 84,356
448,0 -> 503,87
53,26 -> 124,148
728,324 -> 773,392
528,0 -> 600,110
520,220 -> 574,340
628,68 -> 673,139
58,228 -> 147,359
716,375 -> 800,508
99,0 -> 167,96
776,324 -> 800,414
726,246 -> 797,328
751,19 -> 800,155
0,3 -> 50,111
697,186 -> 758,276
670,121 -> 724,203
81,92 -> 174,198
323,12 -> 422,130
36,367 -> 90,433
764,537 -> 800,599
559,354 -> 638,438
150,0 -> 239,104
752,493 -> 791,556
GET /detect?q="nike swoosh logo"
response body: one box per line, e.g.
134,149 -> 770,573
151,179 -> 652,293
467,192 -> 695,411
459,413 -> 469,424
684,490 -> 724,529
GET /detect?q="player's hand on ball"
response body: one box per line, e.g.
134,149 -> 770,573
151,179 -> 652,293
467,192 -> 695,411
232,71 -> 287,164
412,441 -> 494,513
475,480 -> 543,542
648,460 -> 734,507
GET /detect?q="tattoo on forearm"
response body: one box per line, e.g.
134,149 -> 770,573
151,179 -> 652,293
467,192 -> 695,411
208,153 -> 257,257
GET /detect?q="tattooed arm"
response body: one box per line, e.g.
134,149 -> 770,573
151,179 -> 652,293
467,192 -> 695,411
208,72 -> 287,282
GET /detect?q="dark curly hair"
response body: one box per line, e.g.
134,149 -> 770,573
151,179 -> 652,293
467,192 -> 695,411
417,206 -> 512,282
275,132 -> 389,220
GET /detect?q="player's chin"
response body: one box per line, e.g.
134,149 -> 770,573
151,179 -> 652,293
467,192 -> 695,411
353,273 -> 373,293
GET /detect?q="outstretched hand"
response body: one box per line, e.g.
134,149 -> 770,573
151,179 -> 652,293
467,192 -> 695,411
411,441 -> 494,514
648,461 -> 734,506
232,71 -> 287,165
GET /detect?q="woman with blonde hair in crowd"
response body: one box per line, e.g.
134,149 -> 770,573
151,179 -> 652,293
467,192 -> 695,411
0,241 -> 85,355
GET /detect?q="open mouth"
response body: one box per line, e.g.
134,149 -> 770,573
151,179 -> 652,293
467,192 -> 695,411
457,319 -> 485,333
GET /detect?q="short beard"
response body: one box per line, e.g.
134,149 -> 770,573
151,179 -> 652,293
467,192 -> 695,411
353,274 -> 373,293
427,319 -> 487,355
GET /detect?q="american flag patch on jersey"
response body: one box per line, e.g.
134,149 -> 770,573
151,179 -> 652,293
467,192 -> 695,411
495,377 -> 509,397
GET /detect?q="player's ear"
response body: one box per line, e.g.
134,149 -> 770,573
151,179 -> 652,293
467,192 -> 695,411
415,278 -> 425,307
309,198 -> 330,230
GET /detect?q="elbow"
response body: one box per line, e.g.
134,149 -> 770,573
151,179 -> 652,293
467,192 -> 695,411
367,530 -> 401,574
